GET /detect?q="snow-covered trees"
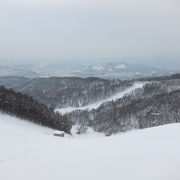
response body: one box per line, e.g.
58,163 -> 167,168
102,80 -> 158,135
66,77 -> 180,134
0,74 -> 180,135
0,86 -> 72,134
0,76 -> 133,108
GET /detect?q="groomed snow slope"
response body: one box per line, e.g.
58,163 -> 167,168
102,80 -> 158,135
56,82 -> 145,114
0,114 -> 180,180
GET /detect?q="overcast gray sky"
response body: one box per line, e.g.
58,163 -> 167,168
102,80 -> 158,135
0,0 -> 180,61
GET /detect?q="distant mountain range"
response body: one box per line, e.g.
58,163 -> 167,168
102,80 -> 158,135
0,61 -> 178,79
70,62 -> 177,79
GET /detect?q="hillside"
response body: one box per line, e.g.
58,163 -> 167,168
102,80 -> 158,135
0,114 -> 180,180
0,74 -> 180,135
0,76 -> 133,108
63,77 -> 180,135
56,82 -> 145,114
0,86 -> 72,134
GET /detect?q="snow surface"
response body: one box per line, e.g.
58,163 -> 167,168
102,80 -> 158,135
0,113 -> 180,180
56,82 -> 145,114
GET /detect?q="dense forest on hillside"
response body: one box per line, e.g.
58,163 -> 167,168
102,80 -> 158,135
0,74 -> 180,135
0,86 -> 72,134
0,76 -> 133,108
0,74 -> 180,109
66,76 -> 180,135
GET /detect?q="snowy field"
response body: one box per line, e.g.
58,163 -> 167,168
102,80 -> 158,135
56,82 -> 145,114
0,114 -> 180,180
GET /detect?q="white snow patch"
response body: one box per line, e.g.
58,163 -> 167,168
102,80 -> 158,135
115,64 -> 127,69
0,113 -> 180,180
92,66 -> 105,71
71,125 -> 105,138
56,82 -> 145,114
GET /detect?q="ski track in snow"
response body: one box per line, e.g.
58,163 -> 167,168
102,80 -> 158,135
56,82 -> 145,114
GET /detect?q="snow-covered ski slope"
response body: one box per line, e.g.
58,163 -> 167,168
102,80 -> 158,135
56,82 -> 145,114
0,113 -> 180,180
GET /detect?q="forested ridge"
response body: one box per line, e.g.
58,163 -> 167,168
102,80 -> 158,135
0,76 -> 133,108
0,86 -> 72,134
66,75 -> 180,135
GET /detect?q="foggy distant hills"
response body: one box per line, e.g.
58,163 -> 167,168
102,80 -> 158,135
0,60 -> 178,79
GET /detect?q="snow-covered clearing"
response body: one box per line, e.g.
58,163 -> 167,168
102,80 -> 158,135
0,113 -> 180,180
56,82 -> 145,114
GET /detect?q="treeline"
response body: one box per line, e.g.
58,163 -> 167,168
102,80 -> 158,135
0,86 -> 72,134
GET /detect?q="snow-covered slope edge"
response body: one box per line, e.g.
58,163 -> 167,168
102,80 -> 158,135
0,113 -> 180,180
56,82 -> 145,114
